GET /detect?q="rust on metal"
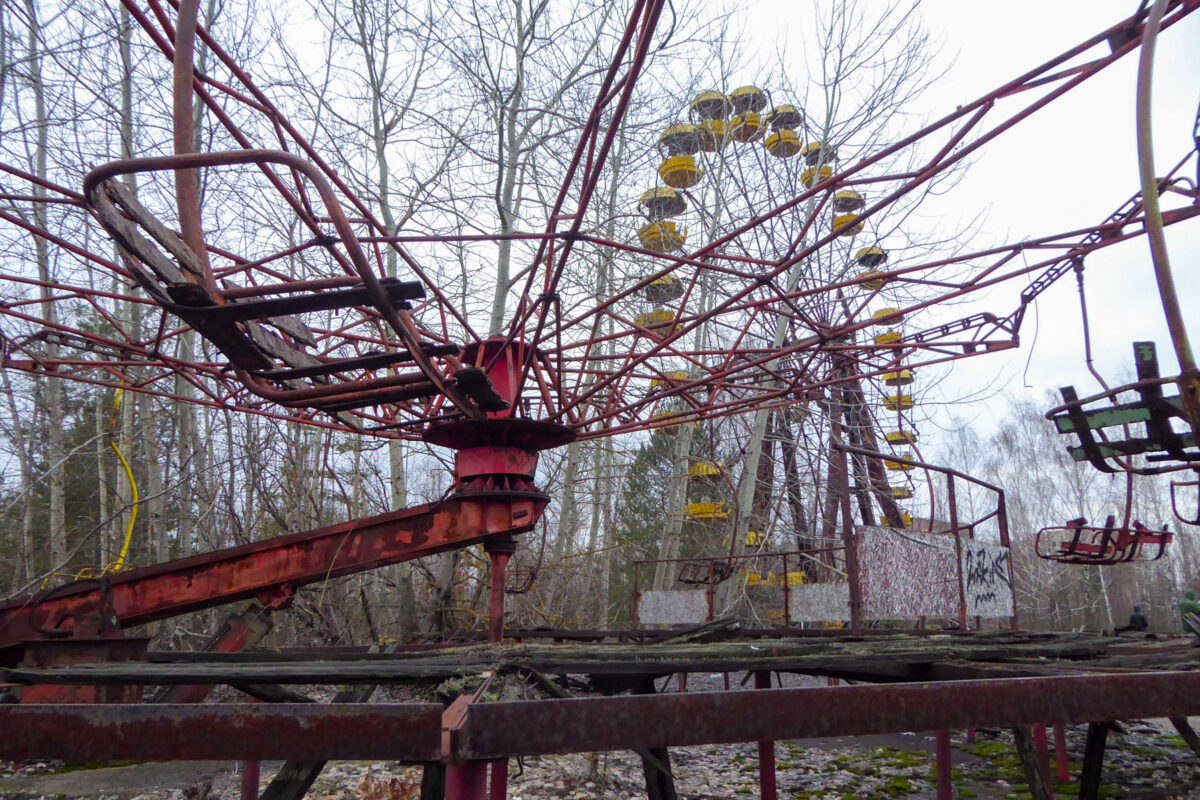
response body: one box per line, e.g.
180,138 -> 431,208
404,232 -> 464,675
0,703 -> 443,762
454,671 -> 1200,760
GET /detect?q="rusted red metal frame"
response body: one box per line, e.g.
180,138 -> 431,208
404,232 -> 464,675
531,3 -> 1200,427
84,148 -> 479,420
497,0 -> 666,395
3,670 -> 1199,763
553,195 -> 1199,437
544,158 -> 1200,433
530,2 -> 1198,358
0,1 -> 1195,444
0,702 -> 444,761
0,485 -> 547,650
455,670 -> 1200,759
128,0 -> 480,342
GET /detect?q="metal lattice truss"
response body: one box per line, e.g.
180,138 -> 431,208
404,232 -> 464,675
1,0 -> 1197,441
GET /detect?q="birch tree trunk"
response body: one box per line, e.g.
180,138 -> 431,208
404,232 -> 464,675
23,0 -> 67,573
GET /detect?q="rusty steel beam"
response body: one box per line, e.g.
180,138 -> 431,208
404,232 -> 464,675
5,671 -> 1200,763
0,703 -> 443,762
454,671 -> 1200,759
0,490 -> 546,650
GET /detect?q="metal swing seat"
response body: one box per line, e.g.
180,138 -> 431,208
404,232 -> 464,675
1046,342 -> 1198,475
1035,514 -> 1173,565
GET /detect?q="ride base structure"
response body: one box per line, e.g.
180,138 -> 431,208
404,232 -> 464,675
3,2 -> 1200,800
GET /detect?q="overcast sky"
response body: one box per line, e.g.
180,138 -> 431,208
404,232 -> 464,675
737,0 -> 1200,437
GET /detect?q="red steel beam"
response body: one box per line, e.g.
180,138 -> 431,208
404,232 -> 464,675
3,671 -> 1200,763
0,490 -> 545,650
0,703 -> 443,762
454,671 -> 1200,759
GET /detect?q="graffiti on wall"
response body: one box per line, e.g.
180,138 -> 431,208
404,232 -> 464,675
961,541 -> 1013,617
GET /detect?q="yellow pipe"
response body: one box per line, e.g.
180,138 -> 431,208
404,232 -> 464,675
105,389 -> 138,573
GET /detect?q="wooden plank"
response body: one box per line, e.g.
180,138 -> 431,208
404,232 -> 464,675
1068,433 -> 1196,461
258,684 -> 378,800
210,280 -> 424,324
1170,716 -> 1200,760
105,180 -> 207,278
1011,726 -> 1052,800
1078,722 -> 1109,800
2,634 -> 1129,686
1051,400 -> 1169,433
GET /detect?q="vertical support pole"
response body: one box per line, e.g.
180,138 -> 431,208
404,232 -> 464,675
755,671 -> 777,800
677,673 -> 687,692
782,552 -> 791,629
1079,723 -> 1108,800
836,447 -> 863,634
1033,725 -> 1053,798
487,761 -> 507,800
634,563 -> 642,628
485,540 -> 515,645
967,728 -> 976,744
723,672 -> 730,690
635,676 -> 677,800
420,764 -> 447,800
445,762 -> 487,800
935,729 -> 953,800
1053,725 -> 1070,782
241,696 -> 261,800
485,539 -> 514,800
241,757 -> 261,800
948,477 -> 967,632
706,560 -> 716,622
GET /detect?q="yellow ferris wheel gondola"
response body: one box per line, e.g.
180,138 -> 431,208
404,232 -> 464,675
689,460 -> 721,477
766,104 -> 802,129
883,393 -> 914,411
860,272 -> 887,290
885,453 -> 916,472
644,274 -> 684,303
651,397 -> 686,433
684,501 -> 731,520
647,369 -> 692,394
871,308 -> 904,325
696,118 -> 729,152
855,245 -> 887,267
764,129 -> 801,158
802,141 -> 837,165
832,190 -> 864,212
637,221 -> 686,252
730,112 -> 766,142
729,85 -> 768,143
889,485 -> 913,500
874,330 -> 901,346
800,165 -> 833,188
832,213 -> 864,237
658,155 -> 703,189
657,123 -> 700,156
639,187 -> 686,219
690,91 -> 731,121
729,85 -> 768,114
885,430 -> 918,445
883,369 -> 914,386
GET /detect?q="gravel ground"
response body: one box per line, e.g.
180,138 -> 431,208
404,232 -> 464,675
4,720 -> 1200,799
